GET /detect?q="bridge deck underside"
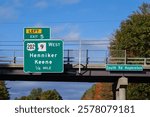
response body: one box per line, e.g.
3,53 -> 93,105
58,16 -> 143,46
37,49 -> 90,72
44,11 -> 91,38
0,64 -> 150,83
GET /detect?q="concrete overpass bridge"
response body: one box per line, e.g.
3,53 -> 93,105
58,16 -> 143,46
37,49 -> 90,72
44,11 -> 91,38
0,40 -> 150,99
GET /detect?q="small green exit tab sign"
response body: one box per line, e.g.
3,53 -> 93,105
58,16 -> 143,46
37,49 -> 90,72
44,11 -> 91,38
24,28 -> 51,39
106,64 -> 143,71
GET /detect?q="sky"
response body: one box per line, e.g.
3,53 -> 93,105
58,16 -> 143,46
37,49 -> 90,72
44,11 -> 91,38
0,0 -> 150,99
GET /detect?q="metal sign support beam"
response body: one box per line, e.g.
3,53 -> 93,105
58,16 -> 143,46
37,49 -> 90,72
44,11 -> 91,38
79,40 -> 81,74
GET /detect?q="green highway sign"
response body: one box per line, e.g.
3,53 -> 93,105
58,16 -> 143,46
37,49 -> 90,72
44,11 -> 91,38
24,28 -> 51,39
24,40 -> 63,73
106,64 -> 143,71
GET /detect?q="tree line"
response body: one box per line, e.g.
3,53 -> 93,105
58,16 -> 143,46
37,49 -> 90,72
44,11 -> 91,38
0,81 -> 62,100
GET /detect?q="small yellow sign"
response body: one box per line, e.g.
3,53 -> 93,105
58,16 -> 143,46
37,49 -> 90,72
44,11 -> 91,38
26,29 -> 42,34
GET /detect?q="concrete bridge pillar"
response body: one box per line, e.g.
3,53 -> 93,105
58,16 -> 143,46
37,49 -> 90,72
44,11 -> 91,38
115,89 -> 119,100
113,76 -> 128,100
119,87 -> 126,100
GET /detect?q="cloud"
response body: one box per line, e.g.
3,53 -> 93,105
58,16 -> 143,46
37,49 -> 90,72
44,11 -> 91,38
12,0 -> 23,7
0,6 -> 18,20
31,23 -> 81,40
34,0 -> 80,8
63,31 -> 80,40
0,0 -> 23,21
0,0 -> 80,21
34,0 -> 48,9
55,0 -> 80,5
33,23 -> 48,27
52,24 -> 68,34
49,24 -> 80,40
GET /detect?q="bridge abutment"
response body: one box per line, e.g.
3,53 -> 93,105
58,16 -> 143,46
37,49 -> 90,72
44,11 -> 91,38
113,76 -> 128,100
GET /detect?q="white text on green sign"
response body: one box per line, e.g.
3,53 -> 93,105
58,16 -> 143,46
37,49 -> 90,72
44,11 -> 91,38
24,40 -> 63,73
24,28 -> 51,39
106,64 -> 143,71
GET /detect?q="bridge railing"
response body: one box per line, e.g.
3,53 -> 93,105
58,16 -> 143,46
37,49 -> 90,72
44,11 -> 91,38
107,57 -> 150,65
64,49 -> 107,65
0,49 -> 108,65
1,49 -> 150,66
0,49 -> 23,64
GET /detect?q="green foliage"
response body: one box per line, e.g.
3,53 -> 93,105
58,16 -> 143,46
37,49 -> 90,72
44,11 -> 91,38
127,83 -> 150,100
136,3 -> 150,15
110,3 -> 150,57
16,88 -> 62,100
110,3 -> 150,100
29,88 -> 42,100
41,89 -> 62,100
0,81 -> 10,100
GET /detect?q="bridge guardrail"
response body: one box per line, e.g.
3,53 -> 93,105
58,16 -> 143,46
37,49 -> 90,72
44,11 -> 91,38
1,41 -> 150,66
107,57 -> 150,65
0,50 -> 150,66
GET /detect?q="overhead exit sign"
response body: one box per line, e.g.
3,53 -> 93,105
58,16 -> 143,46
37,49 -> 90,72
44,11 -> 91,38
24,28 -> 51,39
24,40 -> 63,73
106,64 -> 143,71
